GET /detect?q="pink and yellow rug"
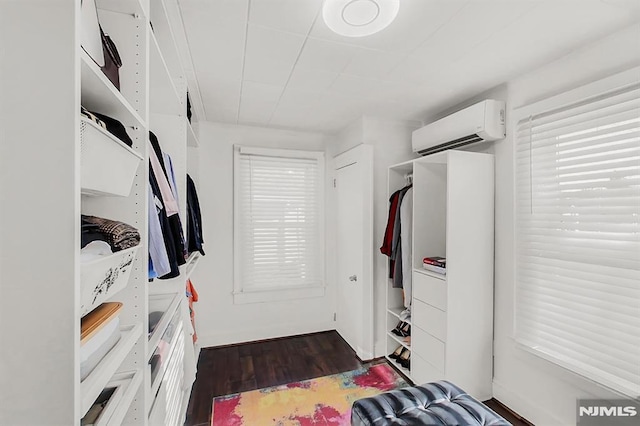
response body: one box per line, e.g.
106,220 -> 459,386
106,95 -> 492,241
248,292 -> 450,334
212,363 -> 406,426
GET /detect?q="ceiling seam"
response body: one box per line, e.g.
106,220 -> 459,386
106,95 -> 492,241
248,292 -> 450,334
265,3 -> 323,126
236,0 -> 252,124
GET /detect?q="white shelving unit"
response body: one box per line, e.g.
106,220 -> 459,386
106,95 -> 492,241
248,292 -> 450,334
145,1 -> 201,424
387,307 -> 411,325
81,323 -> 143,416
0,1 -> 203,424
385,159 -> 414,380
80,52 -> 146,129
148,292 -> 183,359
187,121 -> 200,147
385,151 -> 495,401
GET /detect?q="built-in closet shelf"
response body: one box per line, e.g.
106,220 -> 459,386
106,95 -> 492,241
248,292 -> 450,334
185,252 -> 201,279
149,28 -> 183,116
389,159 -> 414,174
149,0 -> 183,80
149,320 -> 184,402
387,331 -> 411,351
80,246 -> 140,316
387,308 -> 412,326
147,292 -> 182,360
80,52 -> 145,129
177,386 -> 192,426
148,326 -> 186,424
96,0 -> 148,19
385,355 -> 411,379
187,121 -> 199,147
148,253 -> 201,296
80,118 -> 144,198
413,268 -> 446,281
86,369 -> 143,426
81,322 -> 143,417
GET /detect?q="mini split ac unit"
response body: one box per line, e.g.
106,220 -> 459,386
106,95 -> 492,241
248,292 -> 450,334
412,99 -> 506,156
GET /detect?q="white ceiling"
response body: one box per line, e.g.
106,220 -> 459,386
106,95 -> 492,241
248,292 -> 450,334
179,0 -> 640,133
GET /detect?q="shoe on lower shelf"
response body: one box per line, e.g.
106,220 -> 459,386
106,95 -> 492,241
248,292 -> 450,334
389,345 -> 404,360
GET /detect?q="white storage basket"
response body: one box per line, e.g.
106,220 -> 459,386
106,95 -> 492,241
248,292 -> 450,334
80,246 -> 140,316
80,117 -> 143,197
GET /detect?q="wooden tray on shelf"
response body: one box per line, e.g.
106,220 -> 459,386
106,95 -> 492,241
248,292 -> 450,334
81,302 -> 123,344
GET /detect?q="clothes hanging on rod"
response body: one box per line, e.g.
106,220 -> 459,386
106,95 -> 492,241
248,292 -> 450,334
186,174 -> 205,256
148,131 -> 187,280
391,185 -> 411,288
148,183 -> 171,278
149,162 -> 180,279
186,279 -> 199,343
381,184 -> 413,289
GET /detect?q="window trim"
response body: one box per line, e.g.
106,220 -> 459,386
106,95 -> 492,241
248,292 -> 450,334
512,65 -> 640,397
233,145 -> 326,305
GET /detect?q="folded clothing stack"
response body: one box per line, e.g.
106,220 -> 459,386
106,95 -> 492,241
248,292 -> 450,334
81,106 -> 133,147
82,215 -> 140,252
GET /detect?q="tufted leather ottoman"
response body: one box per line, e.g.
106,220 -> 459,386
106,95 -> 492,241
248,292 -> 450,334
351,380 -> 511,426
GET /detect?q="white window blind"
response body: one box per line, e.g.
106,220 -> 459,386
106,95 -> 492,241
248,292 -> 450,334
235,147 -> 324,292
515,76 -> 640,397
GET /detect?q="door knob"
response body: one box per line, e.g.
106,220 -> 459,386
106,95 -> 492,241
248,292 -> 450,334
349,275 -> 358,282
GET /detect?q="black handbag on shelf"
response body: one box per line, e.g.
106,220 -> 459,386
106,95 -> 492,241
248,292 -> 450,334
80,0 -> 123,91
100,27 -> 122,91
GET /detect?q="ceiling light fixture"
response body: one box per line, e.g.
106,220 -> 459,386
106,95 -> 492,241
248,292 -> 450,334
322,0 -> 400,38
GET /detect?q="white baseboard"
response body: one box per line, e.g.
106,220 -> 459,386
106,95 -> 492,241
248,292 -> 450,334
357,348 -> 374,361
374,339 -> 386,359
492,379 -> 565,426
198,321 -> 335,348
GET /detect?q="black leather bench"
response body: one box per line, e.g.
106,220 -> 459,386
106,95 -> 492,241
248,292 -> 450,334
351,380 -> 511,425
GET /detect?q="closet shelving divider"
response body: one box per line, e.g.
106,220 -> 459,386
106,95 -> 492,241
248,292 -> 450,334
384,151 -> 495,400
385,160 -> 414,378
187,121 -> 200,147
80,1 -> 150,424
1,1 -> 204,425
146,0 -> 201,424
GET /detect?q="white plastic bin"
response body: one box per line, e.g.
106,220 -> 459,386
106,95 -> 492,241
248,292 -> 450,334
80,117 -> 143,197
80,246 -> 140,316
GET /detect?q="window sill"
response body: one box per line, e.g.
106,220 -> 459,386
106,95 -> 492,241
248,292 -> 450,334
233,285 -> 326,304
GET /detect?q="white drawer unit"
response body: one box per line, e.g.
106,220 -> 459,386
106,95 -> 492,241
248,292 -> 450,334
412,326 -> 445,372
412,299 -> 447,342
411,353 -> 444,386
385,151 -> 495,402
413,270 -> 447,311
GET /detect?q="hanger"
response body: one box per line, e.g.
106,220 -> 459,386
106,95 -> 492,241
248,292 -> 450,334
405,173 -> 413,185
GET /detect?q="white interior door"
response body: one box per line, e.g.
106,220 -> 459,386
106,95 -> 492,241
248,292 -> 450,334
334,145 -> 374,360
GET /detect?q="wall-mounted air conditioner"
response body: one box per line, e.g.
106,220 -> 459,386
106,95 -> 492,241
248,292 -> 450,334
412,99 -> 506,156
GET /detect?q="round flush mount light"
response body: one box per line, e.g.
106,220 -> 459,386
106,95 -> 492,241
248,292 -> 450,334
323,0 -> 400,37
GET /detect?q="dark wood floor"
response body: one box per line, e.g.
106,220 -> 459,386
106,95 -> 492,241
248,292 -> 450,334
184,331 -> 530,426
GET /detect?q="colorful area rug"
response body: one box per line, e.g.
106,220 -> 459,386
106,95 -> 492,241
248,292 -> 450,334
212,363 -> 407,426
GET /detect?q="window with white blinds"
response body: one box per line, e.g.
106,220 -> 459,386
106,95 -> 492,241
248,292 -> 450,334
234,146 -> 324,293
515,71 -> 640,397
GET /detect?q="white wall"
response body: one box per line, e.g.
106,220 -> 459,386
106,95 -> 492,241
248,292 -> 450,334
191,122 -> 335,347
490,24 -> 640,426
326,116 -> 420,358
406,23 -> 640,425
190,23 -> 640,424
